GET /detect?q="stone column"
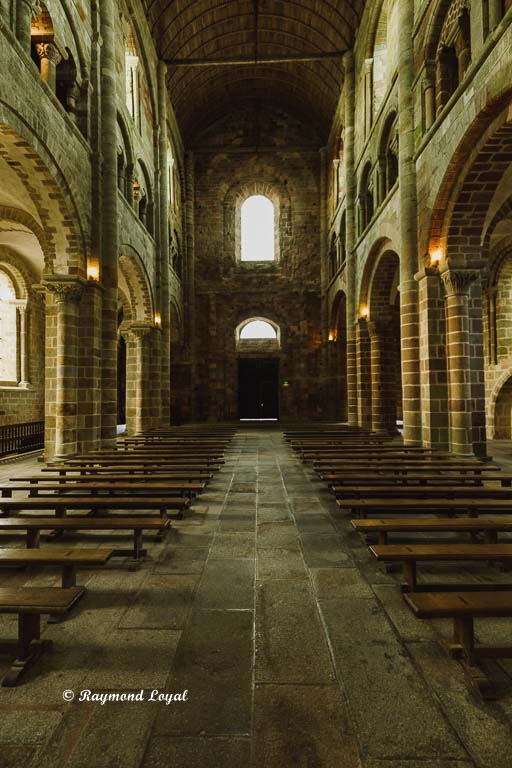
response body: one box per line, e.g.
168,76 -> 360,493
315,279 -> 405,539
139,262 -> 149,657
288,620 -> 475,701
185,151 -> 196,421
398,0 -> 421,444
100,0 -> 119,447
364,58 -> 373,137
17,304 -> 30,387
489,0 -> 502,30
44,278 -> 84,458
16,0 -> 36,55
441,268 -> 478,456
34,42 -> 62,92
158,61 -> 171,425
422,62 -> 436,132
368,320 -> 396,434
356,318 -> 372,429
485,286 -> 498,365
344,51 -> 358,426
415,267 -> 449,449
123,322 -> 152,436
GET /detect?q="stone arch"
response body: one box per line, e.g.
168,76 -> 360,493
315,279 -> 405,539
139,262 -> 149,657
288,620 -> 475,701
118,248 -> 154,323
0,206 -> 51,274
428,88 -> 512,268
489,372 -> 512,439
170,299 -> 183,346
0,118 -> 86,275
377,108 -> 399,201
0,246 -> 38,300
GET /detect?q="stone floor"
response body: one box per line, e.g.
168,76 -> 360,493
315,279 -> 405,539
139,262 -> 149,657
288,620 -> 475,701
0,430 -> 512,767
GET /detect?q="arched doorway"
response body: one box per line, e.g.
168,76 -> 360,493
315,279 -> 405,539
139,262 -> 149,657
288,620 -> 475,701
236,319 -> 280,420
327,292 -> 347,421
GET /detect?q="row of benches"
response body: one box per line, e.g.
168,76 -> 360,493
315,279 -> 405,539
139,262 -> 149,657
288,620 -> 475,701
285,425 -> 512,700
0,425 -> 236,686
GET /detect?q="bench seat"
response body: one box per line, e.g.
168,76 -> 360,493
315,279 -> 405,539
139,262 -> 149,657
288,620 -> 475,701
0,546 -> 112,589
0,495 -> 190,518
404,591 -> 512,699
337,497 -> 512,517
320,473 -> 511,486
0,587 -> 83,686
352,517 -> 512,544
1,481 -> 206,498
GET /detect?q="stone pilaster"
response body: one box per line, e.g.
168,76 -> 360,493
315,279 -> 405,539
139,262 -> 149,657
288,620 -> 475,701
16,303 -> 30,387
441,268 -> 479,456
368,320 -> 397,434
356,318 -> 372,429
34,42 -> 63,92
185,151 -> 196,421
398,0 -> 421,444
158,61 -> 171,425
415,267 -> 449,449
343,51 -> 358,427
99,0 -> 119,447
44,277 -> 85,458
121,322 -> 153,435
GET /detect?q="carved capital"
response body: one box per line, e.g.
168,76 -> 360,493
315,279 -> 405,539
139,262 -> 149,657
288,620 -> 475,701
43,277 -> 85,304
34,41 -> 62,66
120,321 -> 153,341
440,269 -> 479,297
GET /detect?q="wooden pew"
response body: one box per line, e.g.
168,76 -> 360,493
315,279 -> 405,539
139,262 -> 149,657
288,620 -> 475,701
336,498 -> 512,518
316,462 -> 499,475
320,473 -> 512,486
351,517 -> 512,545
12,471 -> 213,484
404,590 -> 512,699
0,547 -> 112,591
0,587 -> 83,686
0,517 -> 170,560
1,480 -> 206,498
370,542 -> 512,592
0,495 -> 190,519
43,465 -> 216,477
332,485 -> 512,500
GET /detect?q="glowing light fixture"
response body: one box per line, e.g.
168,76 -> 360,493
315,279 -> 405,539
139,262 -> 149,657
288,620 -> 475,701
360,306 -> 369,319
87,264 -> 99,281
430,249 -> 442,266
154,313 -> 162,327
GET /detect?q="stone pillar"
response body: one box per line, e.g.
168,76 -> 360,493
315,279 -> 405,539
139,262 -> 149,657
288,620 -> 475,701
34,42 -> 62,92
364,58 -> 373,137
441,269 -> 478,456
122,322 -> 152,435
398,0 -> 421,444
44,278 -> 84,458
415,267 -> 449,449
17,304 -> 30,387
422,62 -> 436,132
158,61 -> 171,425
343,51 -> 358,427
100,0 -> 119,447
16,0 -> 35,55
185,151 -> 196,421
485,286 -> 498,365
356,318 -> 372,429
368,321 -> 396,434
489,0 -> 502,30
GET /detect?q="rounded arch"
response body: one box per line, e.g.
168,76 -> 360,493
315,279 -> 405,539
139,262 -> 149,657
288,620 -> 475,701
0,247 -> 38,300
0,115 -> 87,275
368,250 -> 400,321
170,299 -> 183,346
427,87 -> 512,268
118,247 -> 154,323
329,290 -> 347,341
489,371 -> 512,439
237,317 -> 280,342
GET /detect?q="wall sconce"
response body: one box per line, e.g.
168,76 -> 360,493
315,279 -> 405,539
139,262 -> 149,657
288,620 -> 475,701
87,264 -> 99,281
360,306 -> 369,319
154,313 -> 162,327
282,380 -> 290,388
328,331 -> 336,342
430,250 -> 442,267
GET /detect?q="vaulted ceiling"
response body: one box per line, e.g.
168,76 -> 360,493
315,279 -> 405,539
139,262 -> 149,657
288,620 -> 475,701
143,0 -> 364,140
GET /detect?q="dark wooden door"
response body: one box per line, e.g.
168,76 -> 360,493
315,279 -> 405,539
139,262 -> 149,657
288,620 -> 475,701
238,359 -> 279,419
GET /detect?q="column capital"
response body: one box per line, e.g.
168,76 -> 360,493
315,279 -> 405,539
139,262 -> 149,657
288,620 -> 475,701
34,41 -> 63,66
43,276 -> 86,304
440,268 -> 479,297
120,321 -> 153,340
414,267 -> 440,282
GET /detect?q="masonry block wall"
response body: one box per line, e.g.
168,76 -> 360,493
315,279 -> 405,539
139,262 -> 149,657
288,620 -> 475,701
180,105 -> 323,422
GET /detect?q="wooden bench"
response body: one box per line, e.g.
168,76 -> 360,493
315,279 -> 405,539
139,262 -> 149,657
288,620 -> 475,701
333,485 -> 512,500
12,472 -> 212,484
316,463 -> 497,476
351,517 -> 512,545
46,461 -> 221,473
41,466 -> 214,477
0,517 -> 171,560
0,546 -> 112,590
0,587 -> 83,686
370,542 -> 512,592
336,497 -> 512,518
404,591 -> 512,699
0,481 -> 206,498
0,495 -> 190,519
320,473 -> 512,486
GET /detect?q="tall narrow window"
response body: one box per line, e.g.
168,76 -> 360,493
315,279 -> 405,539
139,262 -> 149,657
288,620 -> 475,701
0,270 -> 18,384
241,195 -> 275,262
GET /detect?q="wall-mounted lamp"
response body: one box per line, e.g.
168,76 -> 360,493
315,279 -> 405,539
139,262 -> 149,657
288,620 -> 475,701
430,250 -> 442,267
87,264 -> 99,281
154,313 -> 162,327
328,331 -> 336,342
360,306 -> 369,319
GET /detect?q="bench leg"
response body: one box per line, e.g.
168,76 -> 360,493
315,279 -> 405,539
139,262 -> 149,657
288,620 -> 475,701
26,530 -> 41,548
62,565 -> 77,588
2,613 -> 51,687
402,562 -> 417,592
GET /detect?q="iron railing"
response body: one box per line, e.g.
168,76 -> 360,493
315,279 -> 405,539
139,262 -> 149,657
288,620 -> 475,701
0,421 -> 44,458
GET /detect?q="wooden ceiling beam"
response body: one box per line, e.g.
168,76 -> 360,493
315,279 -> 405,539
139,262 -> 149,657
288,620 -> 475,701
164,51 -> 346,68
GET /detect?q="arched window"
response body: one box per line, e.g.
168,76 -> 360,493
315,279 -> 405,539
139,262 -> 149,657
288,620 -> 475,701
358,163 -> 374,234
239,320 -> 277,339
124,23 -> 140,127
241,195 -> 275,262
378,113 -> 399,202
0,270 -> 18,384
